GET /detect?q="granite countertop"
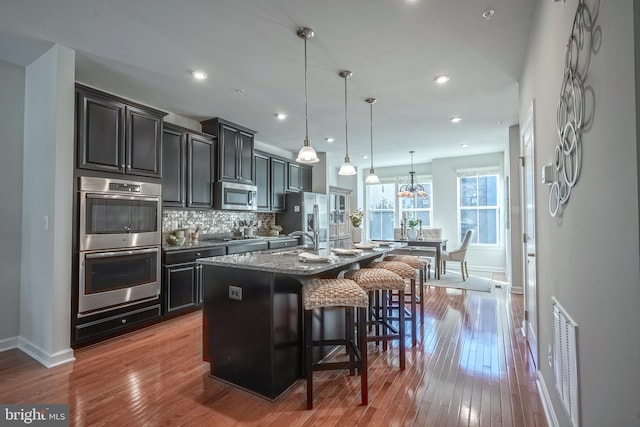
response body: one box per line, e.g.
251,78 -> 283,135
162,235 -> 299,252
197,243 -> 405,276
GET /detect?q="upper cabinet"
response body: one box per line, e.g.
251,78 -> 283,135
201,118 -> 256,185
253,151 -> 271,211
287,163 -> 313,192
76,84 -> 166,178
162,123 -> 215,209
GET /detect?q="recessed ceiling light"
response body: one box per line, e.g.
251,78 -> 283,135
498,120 -> 505,126
325,137 -> 335,143
461,143 -> 469,148
275,113 -> 287,120
192,70 -> 207,80
362,155 -> 368,159
434,75 -> 450,85
235,89 -> 246,95
450,117 -> 462,123
482,9 -> 495,20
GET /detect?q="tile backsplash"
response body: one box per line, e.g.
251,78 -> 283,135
163,209 -> 276,236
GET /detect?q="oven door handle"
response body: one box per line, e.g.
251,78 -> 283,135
85,247 -> 159,259
86,193 -> 160,203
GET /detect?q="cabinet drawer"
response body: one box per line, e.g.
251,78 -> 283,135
226,241 -> 268,254
268,238 -> 299,249
75,304 -> 161,343
163,246 -> 225,264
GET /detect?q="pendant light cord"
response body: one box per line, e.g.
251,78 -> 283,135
369,102 -> 374,169
304,38 -> 309,144
344,75 -> 349,157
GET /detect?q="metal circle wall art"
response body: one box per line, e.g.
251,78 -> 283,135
549,0 -> 596,217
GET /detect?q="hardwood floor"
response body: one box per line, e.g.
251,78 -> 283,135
0,278 -> 547,426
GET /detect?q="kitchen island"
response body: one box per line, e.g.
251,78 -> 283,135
197,244 -> 403,400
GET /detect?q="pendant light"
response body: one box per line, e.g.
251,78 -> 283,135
295,27 -> 320,164
338,70 -> 356,175
364,98 -> 380,184
397,151 -> 427,198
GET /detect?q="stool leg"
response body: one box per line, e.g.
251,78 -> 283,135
358,306 -> 368,405
346,306 -> 355,376
305,309 -> 314,410
419,269 -> 424,323
381,290 -> 388,352
398,291 -> 406,371
410,278 -> 417,347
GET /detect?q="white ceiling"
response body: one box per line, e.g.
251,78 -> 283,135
0,0 -> 536,168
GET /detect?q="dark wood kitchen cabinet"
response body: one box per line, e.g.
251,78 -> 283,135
271,158 -> 287,211
287,163 -> 312,191
162,124 -> 215,208
76,84 -> 166,178
254,151 -> 271,211
201,118 -> 256,184
163,246 -> 226,315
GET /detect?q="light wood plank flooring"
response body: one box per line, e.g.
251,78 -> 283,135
0,278 -> 547,426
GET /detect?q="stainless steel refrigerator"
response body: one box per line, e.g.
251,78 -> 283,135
277,192 -> 328,249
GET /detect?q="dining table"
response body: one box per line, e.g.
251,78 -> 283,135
375,238 -> 448,279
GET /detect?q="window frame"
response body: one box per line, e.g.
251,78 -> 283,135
456,170 -> 501,247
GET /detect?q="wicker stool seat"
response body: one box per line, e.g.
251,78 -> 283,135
302,278 -> 368,409
385,255 -> 428,325
344,268 -> 406,370
371,260 -> 420,347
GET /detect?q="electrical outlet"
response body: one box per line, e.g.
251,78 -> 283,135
229,286 -> 242,301
548,343 -> 553,368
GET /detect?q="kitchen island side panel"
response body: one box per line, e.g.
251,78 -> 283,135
202,265 -> 302,400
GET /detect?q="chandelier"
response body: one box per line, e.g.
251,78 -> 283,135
397,151 -> 427,198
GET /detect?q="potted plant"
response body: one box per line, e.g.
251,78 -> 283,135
269,224 -> 283,236
348,210 -> 365,243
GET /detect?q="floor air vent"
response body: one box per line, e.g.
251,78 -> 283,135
552,297 -> 580,427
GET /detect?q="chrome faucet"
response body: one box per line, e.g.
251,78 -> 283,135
288,230 -> 319,252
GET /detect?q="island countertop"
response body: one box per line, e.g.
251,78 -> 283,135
197,242 -> 405,276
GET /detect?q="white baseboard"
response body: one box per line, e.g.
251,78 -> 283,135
511,285 -> 524,294
0,336 -> 19,352
18,338 -> 75,368
537,370 -> 559,427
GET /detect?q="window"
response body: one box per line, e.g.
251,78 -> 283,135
365,176 -> 432,240
458,171 -> 499,244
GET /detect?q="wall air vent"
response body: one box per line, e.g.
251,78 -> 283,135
552,297 -> 580,427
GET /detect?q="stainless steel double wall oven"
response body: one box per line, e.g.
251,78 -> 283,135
78,176 -> 162,316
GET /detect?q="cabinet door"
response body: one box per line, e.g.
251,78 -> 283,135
165,264 -> 198,313
162,126 -> 186,207
219,124 -> 239,182
77,89 -> 126,173
126,106 -> 163,177
301,165 -> 312,191
188,134 -> 214,208
254,153 -> 271,210
288,163 -> 300,191
238,131 -> 255,184
271,158 -> 287,211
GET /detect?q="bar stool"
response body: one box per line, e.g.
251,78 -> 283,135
370,260 -> 419,347
385,255 -> 429,322
343,268 -> 406,370
302,277 -> 369,410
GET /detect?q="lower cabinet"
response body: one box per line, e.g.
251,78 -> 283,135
163,246 -> 226,315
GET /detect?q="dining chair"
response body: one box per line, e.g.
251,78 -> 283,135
440,229 -> 474,281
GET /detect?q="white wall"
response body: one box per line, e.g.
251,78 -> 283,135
432,152 -> 506,273
366,152 -> 506,273
521,1 -> 640,425
0,59 -> 25,349
19,45 -> 75,367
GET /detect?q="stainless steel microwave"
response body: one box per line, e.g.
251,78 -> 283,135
213,181 -> 257,211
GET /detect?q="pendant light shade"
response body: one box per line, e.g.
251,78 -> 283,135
338,70 -> 356,176
295,27 -> 320,164
364,97 -> 380,185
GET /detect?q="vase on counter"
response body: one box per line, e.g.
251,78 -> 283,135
351,227 -> 362,244
407,228 -> 418,240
